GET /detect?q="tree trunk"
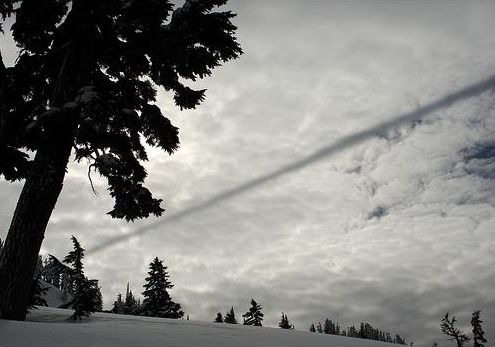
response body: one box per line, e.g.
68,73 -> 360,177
0,0 -> 93,320
0,51 -> 6,147
0,116 -> 74,320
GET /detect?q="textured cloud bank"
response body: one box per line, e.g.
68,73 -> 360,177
2,1 -> 495,345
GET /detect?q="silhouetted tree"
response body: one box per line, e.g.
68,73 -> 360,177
112,293 -> 125,314
224,307 -> 238,324
471,311 -> 487,347
279,313 -> 293,329
124,283 -> 139,315
309,323 -> 316,332
0,0 -> 242,320
242,299 -> 263,326
63,236 -> 101,320
324,318 -> 336,334
441,313 -> 470,347
316,321 -> 323,333
395,335 -> 407,345
141,257 -> 183,319
215,312 -> 223,323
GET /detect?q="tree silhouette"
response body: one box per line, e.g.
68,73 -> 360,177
471,311 -> 487,347
242,299 -> 263,326
45,236 -> 101,319
214,312 -> 223,323
441,313 -> 470,347
63,236 -> 101,319
279,313 -> 293,329
0,0 -> 242,320
224,306 -> 238,324
141,257 -> 183,319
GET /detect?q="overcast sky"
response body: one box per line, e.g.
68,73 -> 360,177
2,1 -> 495,345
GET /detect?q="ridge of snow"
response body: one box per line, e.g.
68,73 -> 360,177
0,306 -> 398,347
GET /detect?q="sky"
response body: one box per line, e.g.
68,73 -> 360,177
2,1 -> 495,345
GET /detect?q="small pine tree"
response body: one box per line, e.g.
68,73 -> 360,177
395,335 -> 407,345
324,318 -> 336,334
63,236 -> 100,320
471,311 -> 487,347
316,321 -> 323,333
215,312 -> 224,323
242,299 -> 263,326
441,314 -> 470,347
224,307 -> 238,324
279,313 -> 293,329
141,257 -> 183,319
310,323 -> 316,332
112,293 -> 125,314
124,283 -> 139,315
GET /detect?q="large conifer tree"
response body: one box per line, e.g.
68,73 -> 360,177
0,0 -> 242,320
141,257 -> 183,319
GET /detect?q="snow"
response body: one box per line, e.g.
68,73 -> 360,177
40,280 -> 72,308
0,307 -> 394,347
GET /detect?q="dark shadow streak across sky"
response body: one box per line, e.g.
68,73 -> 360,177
86,74 -> 495,255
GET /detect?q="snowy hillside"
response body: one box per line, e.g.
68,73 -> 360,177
0,307 -> 398,347
40,280 -> 72,308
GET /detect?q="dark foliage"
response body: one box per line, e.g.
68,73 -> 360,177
0,0 -> 242,221
441,313 -> 470,347
242,299 -> 263,326
46,236 -> 101,319
214,312 -> 223,323
471,311 -> 487,347
140,257 -> 183,319
310,318 -> 406,344
111,293 -> 125,314
63,236 -> 101,320
224,306 -> 238,324
0,0 -> 241,319
279,313 -> 293,330
27,277 -> 48,311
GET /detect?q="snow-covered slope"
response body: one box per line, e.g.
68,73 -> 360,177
0,307 -> 397,347
40,280 -> 72,308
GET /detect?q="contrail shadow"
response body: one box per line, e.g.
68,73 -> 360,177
86,74 -> 495,255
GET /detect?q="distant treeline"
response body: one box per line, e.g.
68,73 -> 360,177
310,318 -> 407,344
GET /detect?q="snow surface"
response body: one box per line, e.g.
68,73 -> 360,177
40,280 -> 72,308
0,307 -> 394,347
